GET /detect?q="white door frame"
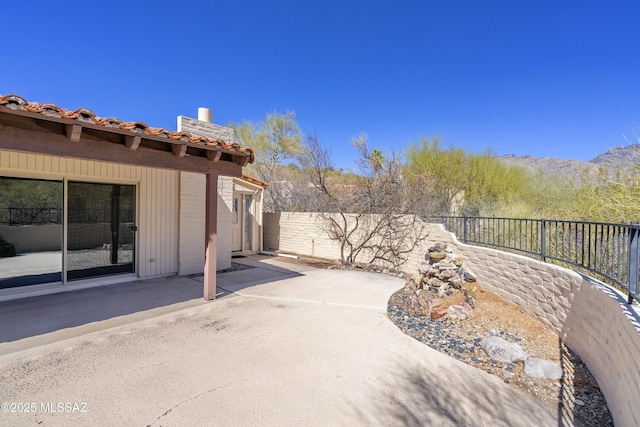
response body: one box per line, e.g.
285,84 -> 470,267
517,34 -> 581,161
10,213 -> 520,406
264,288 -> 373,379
231,191 -> 254,252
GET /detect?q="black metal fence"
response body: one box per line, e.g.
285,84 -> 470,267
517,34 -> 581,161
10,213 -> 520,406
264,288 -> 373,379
0,208 -> 134,225
0,208 -> 62,225
434,216 -> 640,304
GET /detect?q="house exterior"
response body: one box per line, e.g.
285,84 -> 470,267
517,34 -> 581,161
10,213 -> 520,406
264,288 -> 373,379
176,111 -> 268,276
0,94 -> 260,301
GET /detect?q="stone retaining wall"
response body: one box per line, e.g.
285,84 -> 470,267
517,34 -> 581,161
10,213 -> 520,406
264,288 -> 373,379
264,212 -> 640,427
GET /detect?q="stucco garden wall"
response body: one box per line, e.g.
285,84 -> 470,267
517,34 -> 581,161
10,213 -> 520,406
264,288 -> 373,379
0,224 -> 61,252
264,212 -> 640,427
263,212 -> 341,259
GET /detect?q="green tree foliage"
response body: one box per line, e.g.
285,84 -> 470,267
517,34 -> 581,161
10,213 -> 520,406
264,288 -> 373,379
0,178 -> 62,210
231,111 -> 303,211
569,164 -> 640,223
233,111 -> 302,171
0,178 -> 62,225
490,170 -> 571,220
403,136 -> 575,218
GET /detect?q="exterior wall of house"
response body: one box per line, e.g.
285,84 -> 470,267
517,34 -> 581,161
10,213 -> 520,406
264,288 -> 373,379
233,179 -> 264,252
177,172 -> 205,275
177,173 -> 233,274
177,115 -> 246,272
218,176 -> 233,268
0,150 -> 179,279
264,212 -> 640,427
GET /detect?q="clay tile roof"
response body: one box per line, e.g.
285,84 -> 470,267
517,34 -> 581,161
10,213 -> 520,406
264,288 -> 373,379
241,174 -> 270,189
0,94 -> 255,163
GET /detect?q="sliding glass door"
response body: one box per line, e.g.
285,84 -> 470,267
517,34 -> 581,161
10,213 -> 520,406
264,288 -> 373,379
0,177 -> 63,289
0,177 -> 136,289
67,182 -> 135,280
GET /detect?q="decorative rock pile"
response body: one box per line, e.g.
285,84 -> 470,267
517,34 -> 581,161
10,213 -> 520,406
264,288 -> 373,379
398,242 -> 565,381
401,242 -> 477,321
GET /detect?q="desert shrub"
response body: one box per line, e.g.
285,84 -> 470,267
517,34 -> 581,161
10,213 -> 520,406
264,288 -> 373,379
0,236 -> 15,257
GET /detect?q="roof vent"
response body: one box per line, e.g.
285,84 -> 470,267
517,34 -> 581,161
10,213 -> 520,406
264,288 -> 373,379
198,107 -> 212,123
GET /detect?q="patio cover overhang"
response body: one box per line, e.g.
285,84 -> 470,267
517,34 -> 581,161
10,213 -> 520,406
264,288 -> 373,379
0,94 -> 255,300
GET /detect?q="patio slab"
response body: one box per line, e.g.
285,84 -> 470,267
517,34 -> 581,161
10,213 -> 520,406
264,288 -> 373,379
0,257 -> 300,355
0,257 -> 562,427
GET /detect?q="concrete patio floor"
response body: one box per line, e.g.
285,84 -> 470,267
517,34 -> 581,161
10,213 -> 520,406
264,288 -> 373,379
0,256 -> 564,426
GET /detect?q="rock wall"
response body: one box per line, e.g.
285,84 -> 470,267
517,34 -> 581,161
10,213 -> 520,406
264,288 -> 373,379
263,212 -> 640,426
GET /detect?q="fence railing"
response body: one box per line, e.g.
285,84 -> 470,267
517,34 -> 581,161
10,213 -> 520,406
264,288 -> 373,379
434,216 -> 640,304
0,208 -> 134,225
0,208 -> 62,225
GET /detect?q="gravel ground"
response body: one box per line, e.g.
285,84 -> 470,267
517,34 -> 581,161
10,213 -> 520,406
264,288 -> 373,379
387,287 -> 614,427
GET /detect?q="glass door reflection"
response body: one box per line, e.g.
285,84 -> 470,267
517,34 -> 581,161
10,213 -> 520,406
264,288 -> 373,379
0,177 -> 63,289
67,182 -> 135,280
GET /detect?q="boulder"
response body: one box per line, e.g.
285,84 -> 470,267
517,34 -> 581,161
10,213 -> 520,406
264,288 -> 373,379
429,252 -> 447,261
446,302 -> 473,321
481,336 -> 528,363
524,357 -> 564,380
463,271 -> 477,282
404,278 -> 418,293
418,263 -> 431,274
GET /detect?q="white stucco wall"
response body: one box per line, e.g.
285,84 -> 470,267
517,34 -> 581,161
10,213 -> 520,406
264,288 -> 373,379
177,115 -> 235,273
178,173 -> 232,274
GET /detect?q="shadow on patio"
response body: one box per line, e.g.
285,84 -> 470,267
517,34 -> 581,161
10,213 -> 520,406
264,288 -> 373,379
0,255 -> 305,354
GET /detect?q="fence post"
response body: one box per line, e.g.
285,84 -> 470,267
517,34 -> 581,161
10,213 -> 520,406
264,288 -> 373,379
628,221 -> 639,304
463,216 -> 468,243
541,219 -> 546,262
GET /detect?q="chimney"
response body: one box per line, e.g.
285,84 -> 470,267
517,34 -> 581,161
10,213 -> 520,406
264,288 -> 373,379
198,107 -> 212,123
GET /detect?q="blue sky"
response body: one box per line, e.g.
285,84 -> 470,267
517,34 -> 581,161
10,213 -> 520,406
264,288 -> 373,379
2,1 -> 638,170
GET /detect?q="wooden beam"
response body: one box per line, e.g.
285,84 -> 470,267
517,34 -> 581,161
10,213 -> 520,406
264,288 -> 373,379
172,143 -> 187,158
125,135 -> 141,151
234,155 -> 250,167
65,124 -> 82,142
0,107 -> 251,165
0,124 -> 244,176
207,150 -> 222,162
204,172 -> 219,300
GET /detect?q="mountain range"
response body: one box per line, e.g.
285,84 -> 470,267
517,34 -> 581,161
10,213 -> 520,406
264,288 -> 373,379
498,144 -> 640,180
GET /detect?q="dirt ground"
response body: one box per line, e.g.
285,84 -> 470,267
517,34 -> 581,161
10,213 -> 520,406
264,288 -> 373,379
395,283 -> 614,427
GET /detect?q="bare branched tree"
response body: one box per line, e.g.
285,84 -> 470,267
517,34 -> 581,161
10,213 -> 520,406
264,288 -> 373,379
303,133 -> 429,269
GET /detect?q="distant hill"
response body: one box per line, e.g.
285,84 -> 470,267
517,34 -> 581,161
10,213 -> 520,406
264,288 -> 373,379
498,144 -> 640,181
589,144 -> 640,168
498,154 -> 597,180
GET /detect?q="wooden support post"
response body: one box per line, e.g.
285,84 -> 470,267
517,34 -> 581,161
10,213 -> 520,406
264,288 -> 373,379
204,172 -> 219,300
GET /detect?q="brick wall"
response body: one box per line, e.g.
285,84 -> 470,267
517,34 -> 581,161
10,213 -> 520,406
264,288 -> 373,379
177,174 -> 233,274
177,116 -> 235,143
264,212 -> 640,426
217,176 -> 233,269
177,116 -> 235,274
177,172 -> 205,275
